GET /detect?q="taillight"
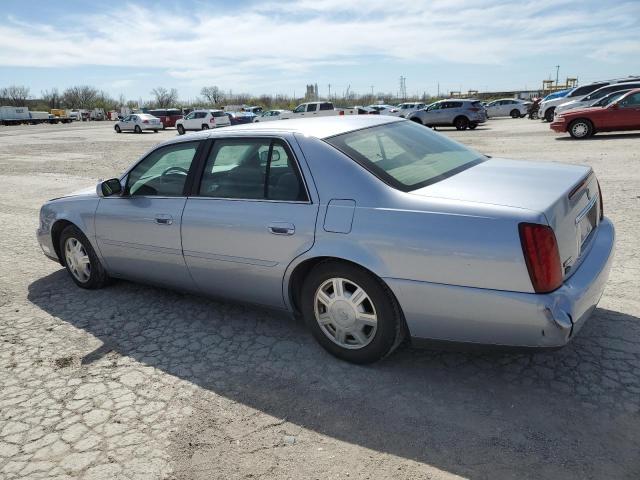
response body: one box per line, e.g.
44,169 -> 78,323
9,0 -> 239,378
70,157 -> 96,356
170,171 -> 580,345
597,180 -> 604,220
519,223 -> 563,293
339,110 -> 345,116
210,117 -> 216,123
469,107 -> 480,112
143,120 -> 149,124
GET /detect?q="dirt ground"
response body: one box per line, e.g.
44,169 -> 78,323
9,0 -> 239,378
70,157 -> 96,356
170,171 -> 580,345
0,119 -> 639,480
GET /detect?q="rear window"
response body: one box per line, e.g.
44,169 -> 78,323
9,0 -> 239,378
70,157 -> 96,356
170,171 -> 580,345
325,121 -> 485,191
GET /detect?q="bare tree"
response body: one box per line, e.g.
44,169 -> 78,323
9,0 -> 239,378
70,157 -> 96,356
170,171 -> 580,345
200,86 -> 224,105
42,88 -> 61,109
150,87 -> 178,108
62,85 -> 99,109
0,85 -> 30,106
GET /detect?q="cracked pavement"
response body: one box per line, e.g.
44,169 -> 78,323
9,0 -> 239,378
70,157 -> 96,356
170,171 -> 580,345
0,120 -> 639,479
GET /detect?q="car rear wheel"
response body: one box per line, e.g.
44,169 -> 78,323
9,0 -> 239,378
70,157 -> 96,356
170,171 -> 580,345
510,109 -> 520,118
301,261 -> 405,364
177,124 -> 185,135
201,124 -> 209,130
59,225 -> 109,289
134,125 -> 142,134
114,125 -> 121,133
568,119 -> 594,139
454,116 -> 469,130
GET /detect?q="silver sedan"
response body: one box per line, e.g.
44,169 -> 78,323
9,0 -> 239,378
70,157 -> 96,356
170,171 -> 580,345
37,116 -> 615,363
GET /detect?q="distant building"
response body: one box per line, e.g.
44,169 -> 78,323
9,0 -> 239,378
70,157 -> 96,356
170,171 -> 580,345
305,83 -> 319,100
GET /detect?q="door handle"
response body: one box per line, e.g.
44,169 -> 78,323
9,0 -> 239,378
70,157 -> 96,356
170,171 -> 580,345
268,223 -> 295,236
155,214 -> 173,225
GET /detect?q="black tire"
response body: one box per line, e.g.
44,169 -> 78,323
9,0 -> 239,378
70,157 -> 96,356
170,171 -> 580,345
177,124 -> 185,135
454,116 -> 469,130
468,122 -> 478,130
410,117 -> 423,125
510,109 -> 520,118
568,119 -> 594,139
59,225 -> 109,289
134,125 -> 142,134
300,261 -> 405,364
201,124 -> 210,130
153,130 -> 158,133
114,125 -> 121,133
544,107 -> 555,122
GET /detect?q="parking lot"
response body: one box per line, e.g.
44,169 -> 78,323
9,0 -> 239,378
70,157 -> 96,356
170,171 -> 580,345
0,119 -> 639,479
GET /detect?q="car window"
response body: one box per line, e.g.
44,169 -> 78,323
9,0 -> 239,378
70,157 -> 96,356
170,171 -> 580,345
619,92 -> 640,107
199,139 -> 307,201
185,112 -> 195,120
325,121 -> 484,191
307,104 -> 318,112
126,141 -> 199,197
319,102 -> 333,111
571,83 -> 607,97
212,111 -> 226,117
294,105 -> 306,113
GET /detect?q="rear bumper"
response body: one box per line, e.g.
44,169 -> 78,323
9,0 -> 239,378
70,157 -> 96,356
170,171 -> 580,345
385,218 -> 615,348
140,123 -> 161,130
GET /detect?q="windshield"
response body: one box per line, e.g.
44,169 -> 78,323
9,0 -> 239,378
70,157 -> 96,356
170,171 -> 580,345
325,121 -> 485,191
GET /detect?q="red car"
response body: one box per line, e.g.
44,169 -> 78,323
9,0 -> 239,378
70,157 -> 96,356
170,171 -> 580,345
147,108 -> 183,129
550,88 -> 640,139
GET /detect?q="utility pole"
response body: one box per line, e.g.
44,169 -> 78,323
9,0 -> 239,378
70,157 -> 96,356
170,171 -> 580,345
328,84 -> 331,99
555,65 -> 560,87
437,81 -> 440,98
370,85 -> 374,97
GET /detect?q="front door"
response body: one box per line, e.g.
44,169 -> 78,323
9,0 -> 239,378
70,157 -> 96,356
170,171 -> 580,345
181,137 -> 318,307
95,140 -> 203,289
613,92 -> 640,129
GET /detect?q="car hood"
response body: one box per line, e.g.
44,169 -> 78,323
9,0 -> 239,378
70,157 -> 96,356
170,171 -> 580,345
50,184 -> 97,201
557,106 -> 605,117
409,158 -> 590,213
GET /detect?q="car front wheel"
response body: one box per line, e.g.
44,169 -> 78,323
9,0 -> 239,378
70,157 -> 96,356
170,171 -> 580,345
469,122 -> 478,129
301,261 -> 405,363
568,119 -> 594,139
177,124 -> 185,135
59,225 -> 109,289
134,125 -> 142,134
114,125 -> 121,133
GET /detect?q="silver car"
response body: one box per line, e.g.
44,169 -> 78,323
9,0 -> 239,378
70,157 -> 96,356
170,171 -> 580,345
408,99 -> 487,130
114,114 -> 162,133
37,116 -> 614,363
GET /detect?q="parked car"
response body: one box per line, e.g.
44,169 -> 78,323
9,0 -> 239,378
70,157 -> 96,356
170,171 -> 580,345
225,111 -> 256,125
114,114 -> 162,133
539,82 -> 610,122
253,109 -> 292,122
554,82 -> 640,117
175,109 -> 230,134
408,99 -> 486,130
148,108 -> 183,129
36,116 -> 614,363
550,88 -> 640,138
277,102 -> 357,120
485,98 -> 530,118
367,104 -> 399,115
242,106 -> 263,115
390,102 -> 427,118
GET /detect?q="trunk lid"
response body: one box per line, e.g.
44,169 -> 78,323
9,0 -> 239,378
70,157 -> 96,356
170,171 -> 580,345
410,158 -> 601,277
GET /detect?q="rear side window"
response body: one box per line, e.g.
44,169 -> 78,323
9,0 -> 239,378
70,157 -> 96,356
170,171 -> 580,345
571,83 -> 607,97
212,111 -> 226,117
198,139 -> 307,201
319,102 -> 333,111
307,104 -> 318,112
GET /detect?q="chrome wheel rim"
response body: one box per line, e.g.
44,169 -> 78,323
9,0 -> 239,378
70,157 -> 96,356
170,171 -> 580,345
64,237 -> 91,283
572,122 -> 588,137
313,278 -> 377,349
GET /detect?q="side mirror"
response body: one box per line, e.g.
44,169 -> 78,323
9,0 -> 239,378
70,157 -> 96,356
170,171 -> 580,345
98,178 -> 123,197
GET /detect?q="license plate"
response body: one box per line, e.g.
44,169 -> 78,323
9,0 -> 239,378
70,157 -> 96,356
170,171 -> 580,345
578,201 -> 598,247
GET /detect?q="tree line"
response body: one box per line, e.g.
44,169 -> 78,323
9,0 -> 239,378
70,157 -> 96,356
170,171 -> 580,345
1,84 -> 432,112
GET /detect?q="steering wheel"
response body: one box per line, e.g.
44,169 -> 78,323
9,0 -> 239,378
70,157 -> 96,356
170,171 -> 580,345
161,166 -> 189,177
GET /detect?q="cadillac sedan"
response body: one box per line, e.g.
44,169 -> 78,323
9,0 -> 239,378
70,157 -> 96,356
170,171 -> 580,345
37,116 -> 615,363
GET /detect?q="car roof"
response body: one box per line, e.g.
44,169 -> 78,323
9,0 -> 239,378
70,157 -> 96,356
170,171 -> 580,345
163,116 -> 403,145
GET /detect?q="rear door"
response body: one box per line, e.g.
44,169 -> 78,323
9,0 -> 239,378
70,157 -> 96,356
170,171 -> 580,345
181,136 -> 318,307
95,140 -> 203,289
613,92 -> 640,129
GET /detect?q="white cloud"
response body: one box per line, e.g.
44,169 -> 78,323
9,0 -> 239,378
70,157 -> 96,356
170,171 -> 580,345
0,0 -> 638,90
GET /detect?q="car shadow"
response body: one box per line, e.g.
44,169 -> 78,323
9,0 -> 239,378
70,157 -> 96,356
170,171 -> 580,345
555,132 -> 640,141
27,270 -> 640,479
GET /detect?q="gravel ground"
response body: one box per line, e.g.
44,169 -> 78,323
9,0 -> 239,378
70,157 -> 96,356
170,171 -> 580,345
0,119 -> 639,480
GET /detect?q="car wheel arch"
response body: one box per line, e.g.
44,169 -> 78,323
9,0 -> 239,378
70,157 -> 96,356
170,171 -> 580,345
50,219 -> 76,265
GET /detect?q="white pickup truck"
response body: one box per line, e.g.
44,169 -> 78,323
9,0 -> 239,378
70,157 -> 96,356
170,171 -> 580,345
277,102 -> 356,120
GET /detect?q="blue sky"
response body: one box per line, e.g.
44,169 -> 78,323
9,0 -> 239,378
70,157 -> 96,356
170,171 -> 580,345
1,0 -> 639,101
